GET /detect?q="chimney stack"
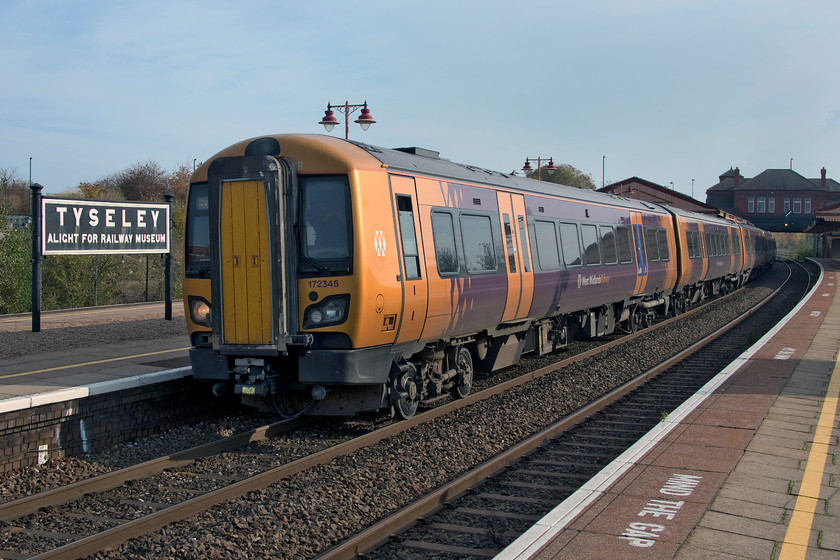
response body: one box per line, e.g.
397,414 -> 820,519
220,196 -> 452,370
821,167 -> 827,187
734,167 -> 740,187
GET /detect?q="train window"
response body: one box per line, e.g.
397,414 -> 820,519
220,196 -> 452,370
396,196 -> 421,280
600,226 -> 618,265
184,182 -> 210,278
535,220 -> 561,270
461,214 -> 497,274
503,214 -> 516,273
705,233 -> 714,257
645,228 -> 660,262
432,212 -> 459,275
518,216 -> 531,273
558,222 -> 582,267
300,175 -> 352,266
733,233 -> 742,255
617,226 -> 633,264
657,229 -> 670,261
691,230 -> 702,259
581,224 -> 601,266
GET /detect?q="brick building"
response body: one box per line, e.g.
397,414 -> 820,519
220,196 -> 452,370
705,167 -> 840,232
598,177 -> 718,215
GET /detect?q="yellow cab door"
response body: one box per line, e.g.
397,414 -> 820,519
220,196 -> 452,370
497,192 -> 534,322
390,175 -> 429,344
219,179 -> 273,345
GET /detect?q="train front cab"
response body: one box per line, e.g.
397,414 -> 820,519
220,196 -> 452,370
184,135 -> 416,416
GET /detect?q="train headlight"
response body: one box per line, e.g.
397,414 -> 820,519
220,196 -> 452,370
303,294 -> 350,329
188,296 -> 212,328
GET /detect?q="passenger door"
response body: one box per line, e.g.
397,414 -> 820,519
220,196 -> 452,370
496,192 -> 534,322
208,155 -> 295,351
218,178 -> 272,345
390,175 -> 429,344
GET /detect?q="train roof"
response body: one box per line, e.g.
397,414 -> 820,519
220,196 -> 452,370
347,138 -> 672,215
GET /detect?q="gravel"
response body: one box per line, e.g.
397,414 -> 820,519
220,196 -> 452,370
0,263 -> 806,559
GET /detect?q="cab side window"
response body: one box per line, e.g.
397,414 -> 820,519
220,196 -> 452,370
432,211 -> 459,275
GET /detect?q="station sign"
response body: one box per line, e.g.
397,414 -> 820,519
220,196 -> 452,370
41,198 -> 171,255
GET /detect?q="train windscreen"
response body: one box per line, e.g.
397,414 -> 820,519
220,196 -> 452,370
299,175 -> 353,274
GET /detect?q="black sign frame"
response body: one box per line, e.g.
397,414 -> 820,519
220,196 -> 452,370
41,197 -> 171,255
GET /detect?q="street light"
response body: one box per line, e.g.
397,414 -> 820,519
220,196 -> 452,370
522,156 -> 557,181
318,100 -> 376,139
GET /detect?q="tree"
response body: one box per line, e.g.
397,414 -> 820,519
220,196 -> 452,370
0,228 -> 31,313
525,163 -> 596,190
0,168 -> 31,216
112,160 -> 171,201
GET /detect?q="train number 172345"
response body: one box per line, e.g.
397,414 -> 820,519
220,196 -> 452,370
307,279 -> 340,288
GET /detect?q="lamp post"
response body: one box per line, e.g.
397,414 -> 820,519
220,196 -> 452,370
318,100 -> 376,139
602,155 -> 605,188
522,156 -> 557,181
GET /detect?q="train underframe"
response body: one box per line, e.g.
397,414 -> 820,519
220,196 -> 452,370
213,269 -> 764,420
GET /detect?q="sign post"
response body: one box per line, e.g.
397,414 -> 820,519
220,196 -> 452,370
164,192 -> 173,321
31,194 -> 173,332
30,184 -> 43,333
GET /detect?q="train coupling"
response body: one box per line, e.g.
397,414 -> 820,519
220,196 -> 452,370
232,358 -> 275,397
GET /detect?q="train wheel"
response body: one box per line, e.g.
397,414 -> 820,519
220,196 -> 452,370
394,363 -> 420,420
451,347 -> 474,399
628,312 -> 639,333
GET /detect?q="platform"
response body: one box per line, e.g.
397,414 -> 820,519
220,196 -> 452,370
0,302 -> 191,414
498,259 -> 840,560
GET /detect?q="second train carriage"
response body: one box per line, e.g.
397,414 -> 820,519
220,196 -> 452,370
183,134 -> 773,418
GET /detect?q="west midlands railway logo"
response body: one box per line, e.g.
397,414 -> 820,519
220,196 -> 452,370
578,273 -> 610,288
374,230 -> 386,257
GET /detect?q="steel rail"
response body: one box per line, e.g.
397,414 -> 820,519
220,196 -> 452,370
312,262 -> 793,560
5,266 -> 789,560
0,419 -> 306,523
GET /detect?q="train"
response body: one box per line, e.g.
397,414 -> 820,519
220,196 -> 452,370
182,134 -> 775,419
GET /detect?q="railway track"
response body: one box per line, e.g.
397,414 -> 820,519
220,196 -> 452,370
315,260 -> 811,559
0,261 -> 807,560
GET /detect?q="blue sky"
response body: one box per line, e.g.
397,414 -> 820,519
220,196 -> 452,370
2,0 -> 838,200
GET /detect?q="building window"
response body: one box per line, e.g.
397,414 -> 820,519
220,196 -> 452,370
784,198 -> 791,213
747,197 -> 755,213
793,197 -> 802,213
805,197 -> 812,214
757,197 -> 766,213
768,197 -> 775,214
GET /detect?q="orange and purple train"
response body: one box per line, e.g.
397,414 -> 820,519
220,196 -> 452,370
183,134 -> 774,418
